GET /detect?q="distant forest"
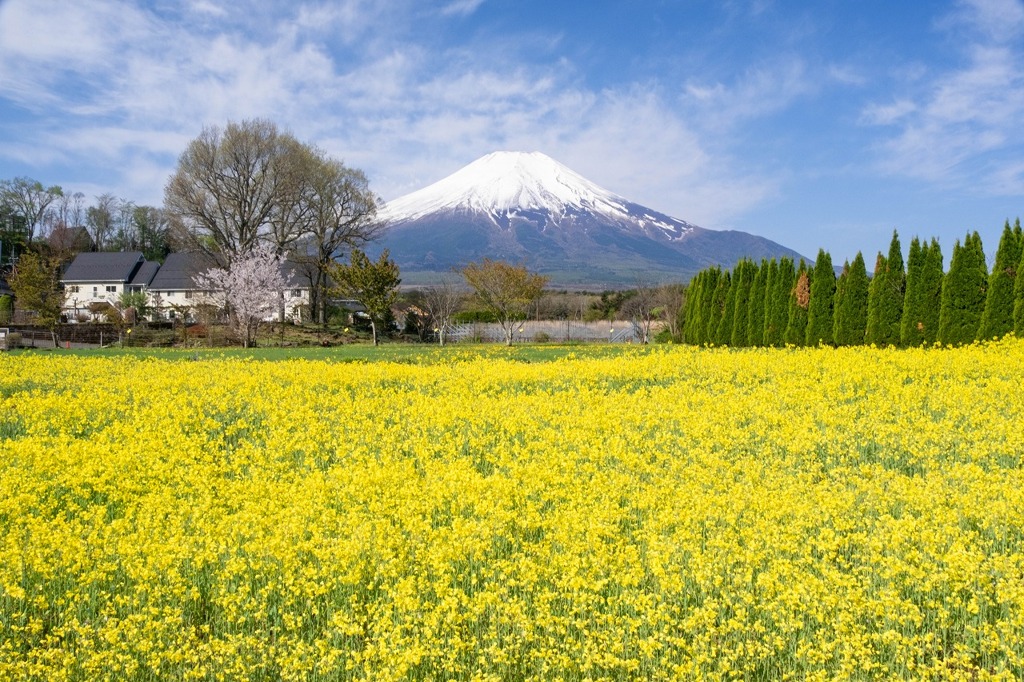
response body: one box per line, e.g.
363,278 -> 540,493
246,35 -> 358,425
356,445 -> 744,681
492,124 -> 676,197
0,177 -> 171,270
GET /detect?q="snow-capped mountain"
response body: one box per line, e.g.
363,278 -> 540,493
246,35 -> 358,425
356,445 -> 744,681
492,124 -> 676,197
371,151 -> 805,286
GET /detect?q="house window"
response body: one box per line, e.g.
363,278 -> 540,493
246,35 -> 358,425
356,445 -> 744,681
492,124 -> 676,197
106,285 -> 116,293
68,285 -> 79,293
292,289 -> 301,298
93,287 -> 98,295
167,291 -> 176,297
185,291 -> 193,299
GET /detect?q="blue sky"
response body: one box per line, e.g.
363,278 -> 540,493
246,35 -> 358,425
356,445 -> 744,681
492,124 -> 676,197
1,0 -> 1023,264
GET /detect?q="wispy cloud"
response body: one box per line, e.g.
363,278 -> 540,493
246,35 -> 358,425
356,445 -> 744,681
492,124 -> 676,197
0,0 -> 789,229
681,57 -> 813,131
865,0 -> 1024,191
440,0 -> 486,17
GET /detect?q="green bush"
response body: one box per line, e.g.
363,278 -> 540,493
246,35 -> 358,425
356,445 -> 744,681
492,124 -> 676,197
0,295 -> 12,324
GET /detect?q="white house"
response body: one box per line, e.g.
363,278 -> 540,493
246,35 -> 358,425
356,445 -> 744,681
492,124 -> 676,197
61,251 -> 159,322
145,252 -> 217,321
61,251 -> 313,324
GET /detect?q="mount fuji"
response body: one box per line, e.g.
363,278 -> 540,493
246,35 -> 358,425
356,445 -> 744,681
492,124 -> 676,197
371,151 -> 805,286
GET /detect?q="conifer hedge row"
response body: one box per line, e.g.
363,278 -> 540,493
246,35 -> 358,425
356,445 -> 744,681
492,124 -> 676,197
681,220 -> 1024,347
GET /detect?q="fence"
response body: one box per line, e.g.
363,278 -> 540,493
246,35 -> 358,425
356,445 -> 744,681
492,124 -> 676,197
445,320 -> 643,344
2,324 -> 122,348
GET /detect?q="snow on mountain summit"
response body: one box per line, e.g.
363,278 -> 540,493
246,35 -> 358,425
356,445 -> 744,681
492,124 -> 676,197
369,150 -> 807,285
379,151 -> 690,240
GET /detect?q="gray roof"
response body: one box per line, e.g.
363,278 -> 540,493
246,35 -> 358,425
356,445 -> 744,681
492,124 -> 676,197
281,261 -> 312,288
148,252 -> 217,290
62,252 -> 147,283
130,261 -> 160,287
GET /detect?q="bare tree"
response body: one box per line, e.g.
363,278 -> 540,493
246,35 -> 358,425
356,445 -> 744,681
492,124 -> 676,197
621,281 -> 660,344
421,276 -> 464,345
68,191 -> 86,229
656,283 -> 686,342
295,152 -> 382,325
194,243 -> 288,348
165,119 -> 313,265
461,259 -> 549,345
0,177 -> 63,244
112,198 -> 138,251
87,193 -> 118,251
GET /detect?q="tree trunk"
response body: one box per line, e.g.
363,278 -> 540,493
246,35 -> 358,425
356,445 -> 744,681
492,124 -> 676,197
371,320 -> 378,346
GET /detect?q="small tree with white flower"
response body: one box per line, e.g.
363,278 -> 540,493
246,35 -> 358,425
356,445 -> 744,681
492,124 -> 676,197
194,244 -> 286,348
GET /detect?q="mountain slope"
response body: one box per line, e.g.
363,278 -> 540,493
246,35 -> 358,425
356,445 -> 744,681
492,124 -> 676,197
371,151 -> 805,286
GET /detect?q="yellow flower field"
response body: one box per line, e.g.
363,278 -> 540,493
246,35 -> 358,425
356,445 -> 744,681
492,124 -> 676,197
2,342 -> 1024,681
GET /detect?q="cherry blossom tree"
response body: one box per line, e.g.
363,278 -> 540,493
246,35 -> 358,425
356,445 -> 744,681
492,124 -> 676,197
194,244 -> 287,348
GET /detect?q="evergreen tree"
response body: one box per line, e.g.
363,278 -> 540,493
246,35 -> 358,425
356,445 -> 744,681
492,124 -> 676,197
697,268 -> 721,345
920,239 -> 944,345
939,232 -> 988,345
746,260 -> 768,346
866,230 -> 905,346
834,252 -> 869,346
865,251 -> 886,344
1016,228 -> 1024,337
805,249 -> 836,346
682,270 -> 706,344
784,260 -> 811,346
685,268 -> 715,345
765,257 -> 793,347
730,259 -> 757,347
707,271 -> 730,345
978,220 -> 1021,340
901,237 -> 926,346
833,260 -> 849,342
716,265 -> 739,345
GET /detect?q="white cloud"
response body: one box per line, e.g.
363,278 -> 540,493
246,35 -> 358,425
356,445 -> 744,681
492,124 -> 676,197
681,57 -> 813,131
188,0 -> 228,17
865,1 -> 1024,192
860,99 -> 916,125
827,64 -> 867,87
440,0 -> 486,17
0,0 -> 792,229
943,0 -> 1024,41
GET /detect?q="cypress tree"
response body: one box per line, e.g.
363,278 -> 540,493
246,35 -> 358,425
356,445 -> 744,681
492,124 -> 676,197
806,249 -> 836,346
746,260 -> 768,346
765,257 -> 793,347
683,270 -> 706,344
716,268 -> 738,346
698,268 -> 722,345
939,232 -> 988,345
866,251 -> 886,344
866,230 -> 905,346
920,239 -> 944,345
1016,231 -> 1024,337
833,260 -> 849,342
978,220 -> 1021,340
901,237 -> 926,346
707,271 -> 731,345
784,260 -> 811,346
834,252 -> 869,346
760,259 -> 777,345
730,259 -> 757,347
